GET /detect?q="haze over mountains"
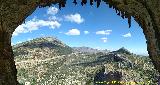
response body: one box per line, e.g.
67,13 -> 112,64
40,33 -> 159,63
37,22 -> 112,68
72,46 -> 110,54
13,37 -> 159,85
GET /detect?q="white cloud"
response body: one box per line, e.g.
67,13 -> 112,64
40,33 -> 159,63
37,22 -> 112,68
65,29 -> 80,35
48,16 -> 62,21
101,37 -> 108,43
96,30 -> 112,35
13,18 -> 61,36
64,13 -> 84,24
122,32 -> 131,37
47,7 -> 62,23
84,31 -> 89,34
47,7 -> 59,15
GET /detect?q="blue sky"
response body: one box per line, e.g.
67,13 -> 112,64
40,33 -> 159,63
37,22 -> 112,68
11,0 -> 148,55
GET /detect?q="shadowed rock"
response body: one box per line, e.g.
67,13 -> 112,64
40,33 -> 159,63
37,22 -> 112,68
94,66 -> 122,85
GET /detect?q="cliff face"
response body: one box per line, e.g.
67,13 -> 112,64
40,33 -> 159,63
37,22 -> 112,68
0,0 -> 160,84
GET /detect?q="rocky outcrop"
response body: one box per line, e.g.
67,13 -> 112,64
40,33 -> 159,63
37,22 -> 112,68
0,0 -> 160,84
94,66 -> 122,85
112,47 -> 131,55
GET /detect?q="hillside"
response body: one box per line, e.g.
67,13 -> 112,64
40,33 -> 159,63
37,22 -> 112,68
13,37 -> 73,62
13,37 -> 159,85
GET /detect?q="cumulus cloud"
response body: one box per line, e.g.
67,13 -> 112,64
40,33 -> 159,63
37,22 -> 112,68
47,7 -> 63,22
64,13 -> 84,24
47,7 -> 59,15
122,32 -> 132,37
84,31 -> 89,34
101,37 -> 108,43
13,18 -> 61,36
48,16 -> 62,21
96,30 -> 112,35
65,29 -> 80,35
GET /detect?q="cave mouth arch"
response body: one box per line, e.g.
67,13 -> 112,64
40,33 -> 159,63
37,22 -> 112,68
0,0 -> 160,84
13,2 -> 153,84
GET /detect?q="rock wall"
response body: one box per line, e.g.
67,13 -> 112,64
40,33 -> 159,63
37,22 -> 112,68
0,30 -> 18,84
0,0 -> 160,84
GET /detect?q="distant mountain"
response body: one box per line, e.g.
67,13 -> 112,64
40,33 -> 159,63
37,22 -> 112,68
13,37 -> 73,59
13,37 -> 159,85
13,37 -> 68,48
72,46 -> 110,54
112,47 -> 131,55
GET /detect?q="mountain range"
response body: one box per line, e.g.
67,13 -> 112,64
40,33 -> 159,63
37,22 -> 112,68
72,46 -> 110,54
13,37 -> 159,85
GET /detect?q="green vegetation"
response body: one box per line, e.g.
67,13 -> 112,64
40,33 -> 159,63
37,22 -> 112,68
13,37 -> 159,85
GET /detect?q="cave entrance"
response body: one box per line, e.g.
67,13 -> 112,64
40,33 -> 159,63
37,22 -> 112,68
0,0 -> 160,85
12,0 -> 158,84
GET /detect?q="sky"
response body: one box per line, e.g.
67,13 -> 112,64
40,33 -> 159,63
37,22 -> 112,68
11,0 -> 148,56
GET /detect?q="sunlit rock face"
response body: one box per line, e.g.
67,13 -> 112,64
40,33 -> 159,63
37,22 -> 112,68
0,0 -> 160,84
